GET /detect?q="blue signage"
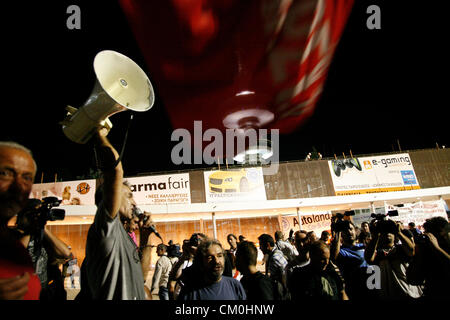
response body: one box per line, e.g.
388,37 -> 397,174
401,170 -> 417,185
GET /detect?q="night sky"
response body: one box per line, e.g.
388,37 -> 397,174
2,0 -> 447,183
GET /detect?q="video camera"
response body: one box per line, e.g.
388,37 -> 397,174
16,197 -> 65,234
189,233 -> 201,247
331,211 -> 355,233
370,210 -> 399,234
167,241 -> 182,258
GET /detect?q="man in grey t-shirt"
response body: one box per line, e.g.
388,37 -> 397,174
76,127 -> 153,300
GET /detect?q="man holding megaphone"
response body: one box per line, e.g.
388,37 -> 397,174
76,125 -> 154,300
60,50 -> 157,300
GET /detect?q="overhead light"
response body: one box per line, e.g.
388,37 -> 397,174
235,90 -> 255,96
223,109 -> 274,130
233,139 -> 273,164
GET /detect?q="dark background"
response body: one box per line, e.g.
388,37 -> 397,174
1,0 -> 447,182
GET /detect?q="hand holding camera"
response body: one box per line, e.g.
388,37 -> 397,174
369,210 -> 399,235
16,197 -> 65,235
330,211 -> 355,234
423,232 -> 440,249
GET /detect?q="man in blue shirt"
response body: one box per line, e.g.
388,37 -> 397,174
178,239 -> 246,300
330,219 -> 371,300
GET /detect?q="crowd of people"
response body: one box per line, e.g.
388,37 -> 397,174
1,127 -> 449,301
141,214 -> 450,301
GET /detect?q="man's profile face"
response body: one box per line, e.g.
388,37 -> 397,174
203,244 -> 225,282
129,215 -> 139,232
119,184 -> 136,220
0,147 -> 36,222
259,240 -> 270,255
227,236 -> 237,249
157,246 -> 165,257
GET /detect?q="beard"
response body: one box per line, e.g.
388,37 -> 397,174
0,191 -> 29,223
206,264 -> 224,282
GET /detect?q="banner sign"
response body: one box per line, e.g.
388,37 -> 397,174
385,201 -> 448,226
127,173 -> 191,205
351,201 -> 448,228
328,153 -> 420,195
278,212 -> 332,237
30,179 -> 96,205
204,167 -> 267,203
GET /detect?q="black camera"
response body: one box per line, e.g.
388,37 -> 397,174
167,243 -> 182,258
331,211 -> 355,233
370,210 -> 399,234
16,197 -> 65,234
189,233 -> 201,247
415,233 -> 429,245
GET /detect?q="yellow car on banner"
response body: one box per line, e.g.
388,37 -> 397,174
208,169 -> 252,193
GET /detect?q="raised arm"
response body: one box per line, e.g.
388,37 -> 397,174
330,231 -> 341,262
396,223 -> 415,257
94,128 -> 123,219
364,232 -> 380,264
425,232 -> 450,261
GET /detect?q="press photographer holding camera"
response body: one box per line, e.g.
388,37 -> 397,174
330,211 -> 371,300
406,216 -> 450,299
15,197 -> 72,300
364,212 -> 423,300
0,142 -> 41,299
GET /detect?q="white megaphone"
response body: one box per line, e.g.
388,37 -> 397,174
61,50 -> 155,144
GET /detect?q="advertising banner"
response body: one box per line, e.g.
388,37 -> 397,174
204,167 -> 267,203
278,212 -> 332,237
30,179 -> 96,205
127,174 -> 191,205
328,153 -> 420,195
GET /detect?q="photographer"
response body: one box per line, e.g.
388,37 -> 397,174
0,142 -> 41,300
14,197 -> 72,300
406,217 -> 450,299
171,233 -> 208,298
364,219 -> 423,300
330,215 -> 371,300
168,238 -> 194,300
